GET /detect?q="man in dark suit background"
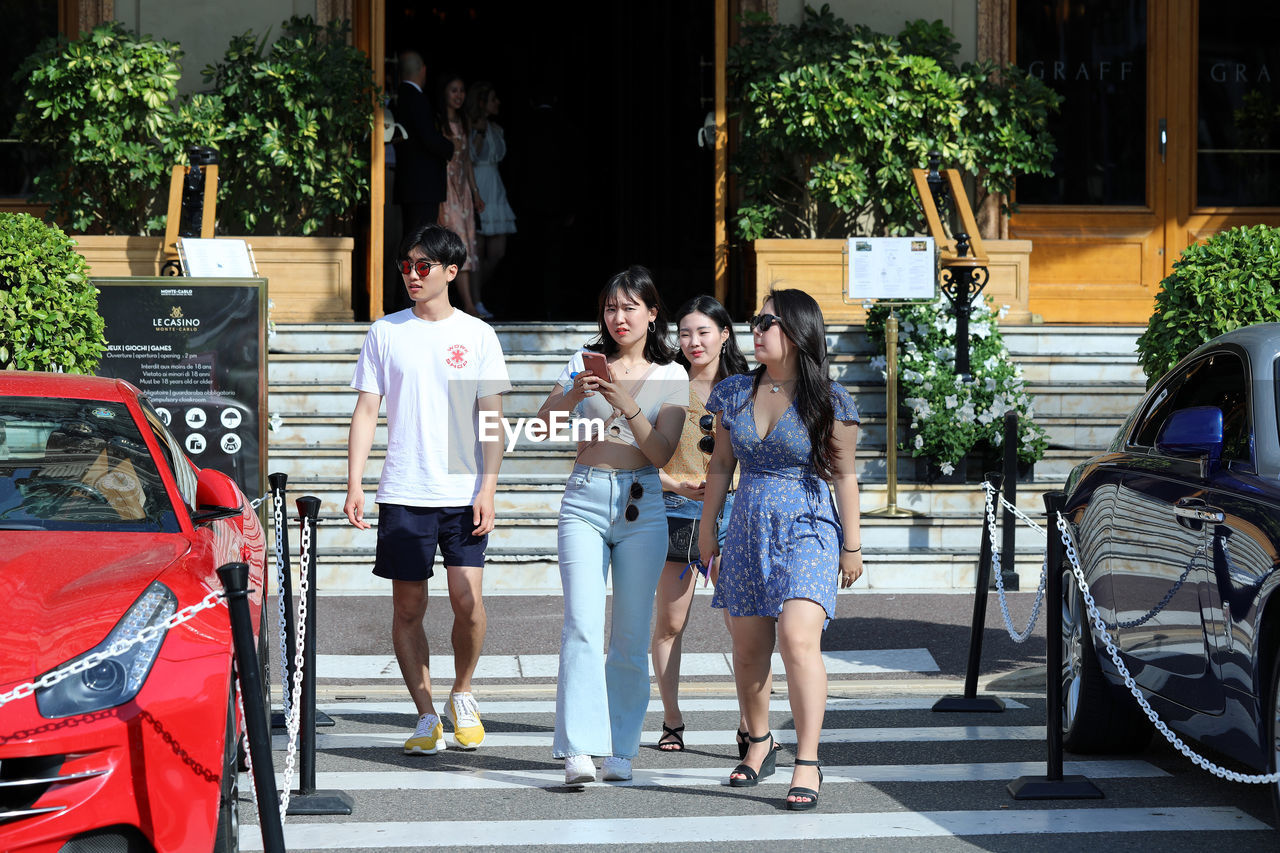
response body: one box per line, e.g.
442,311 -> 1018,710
393,50 -> 455,265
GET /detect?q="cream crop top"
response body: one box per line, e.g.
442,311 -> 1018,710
555,349 -> 689,447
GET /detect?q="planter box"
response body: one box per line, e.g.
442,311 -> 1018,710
909,453 -> 1034,485
750,238 -> 1034,324
74,234 -> 354,322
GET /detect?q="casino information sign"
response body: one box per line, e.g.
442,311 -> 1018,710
94,277 -> 267,499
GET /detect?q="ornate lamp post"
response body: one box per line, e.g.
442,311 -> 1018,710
924,153 -> 990,378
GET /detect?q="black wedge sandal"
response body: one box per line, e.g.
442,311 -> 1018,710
786,758 -> 823,811
657,723 -> 685,752
728,732 -> 777,787
738,727 -> 782,760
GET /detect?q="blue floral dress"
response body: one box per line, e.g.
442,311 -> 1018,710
706,373 -> 859,626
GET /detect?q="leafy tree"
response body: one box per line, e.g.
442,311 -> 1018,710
0,213 -> 105,372
1136,225 -> 1280,383
205,16 -> 378,236
13,23 -> 186,235
730,5 -> 1061,239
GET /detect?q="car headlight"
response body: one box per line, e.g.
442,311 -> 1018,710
36,582 -> 177,718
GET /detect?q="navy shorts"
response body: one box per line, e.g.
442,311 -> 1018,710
373,504 -> 487,581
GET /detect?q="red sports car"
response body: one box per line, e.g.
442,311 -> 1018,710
0,372 -> 266,853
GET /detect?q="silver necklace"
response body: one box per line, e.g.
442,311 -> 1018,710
768,377 -> 792,393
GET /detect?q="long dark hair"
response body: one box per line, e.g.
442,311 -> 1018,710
586,265 -> 676,365
753,288 -> 838,480
673,295 -> 748,384
434,72 -> 467,130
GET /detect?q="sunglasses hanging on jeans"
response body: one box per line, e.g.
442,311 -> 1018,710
623,480 -> 644,521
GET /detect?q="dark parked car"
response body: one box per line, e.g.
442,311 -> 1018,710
1060,323 -> 1280,815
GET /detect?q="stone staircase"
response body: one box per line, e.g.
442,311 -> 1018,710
266,322 -> 1149,594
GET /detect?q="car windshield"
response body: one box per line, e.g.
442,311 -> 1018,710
0,397 -> 179,532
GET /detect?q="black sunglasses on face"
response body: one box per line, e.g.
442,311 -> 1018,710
399,259 -> 444,277
698,413 -> 715,454
623,480 -> 644,521
749,313 -> 783,332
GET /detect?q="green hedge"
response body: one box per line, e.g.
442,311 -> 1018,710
1136,225 -> 1280,383
0,213 -> 105,372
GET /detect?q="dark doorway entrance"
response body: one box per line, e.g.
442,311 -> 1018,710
385,1 -> 715,321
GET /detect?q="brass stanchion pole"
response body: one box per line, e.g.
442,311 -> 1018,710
867,312 -> 918,518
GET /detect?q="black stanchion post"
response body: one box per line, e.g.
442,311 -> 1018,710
286,496 -> 353,816
1008,491 -> 1103,799
217,562 -> 286,853
269,473 -> 334,728
933,471 -> 1006,712
997,411 -> 1021,591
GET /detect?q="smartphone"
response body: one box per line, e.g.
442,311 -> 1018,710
580,351 -> 611,381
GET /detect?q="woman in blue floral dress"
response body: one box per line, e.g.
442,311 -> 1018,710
697,288 -> 862,811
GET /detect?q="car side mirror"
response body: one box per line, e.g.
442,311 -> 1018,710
1155,406 -> 1223,469
192,467 -> 243,524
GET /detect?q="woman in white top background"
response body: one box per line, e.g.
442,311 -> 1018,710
534,265 -> 688,786
466,81 -> 516,320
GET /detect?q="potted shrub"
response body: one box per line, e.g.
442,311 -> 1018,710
864,295 -> 1048,480
0,212 -> 106,372
12,17 -> 378,322
1136,224 -> 1280,384
731,6 -> 1060,323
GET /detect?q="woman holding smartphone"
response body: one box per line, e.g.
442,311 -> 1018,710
650,295 -> 750,753
698,289 -> 862,811
534,265 -> 688,785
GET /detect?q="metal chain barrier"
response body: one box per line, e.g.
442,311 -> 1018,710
1056,511 -> 1280,784
982,482 -> 1048,643
0,591 -> 226,709
276,516 -> 311,818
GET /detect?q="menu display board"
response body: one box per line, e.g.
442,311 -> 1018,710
94,278 -> 267,500
847,237 -> 938,302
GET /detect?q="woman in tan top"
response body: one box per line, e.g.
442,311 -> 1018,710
650,296 -> 750,753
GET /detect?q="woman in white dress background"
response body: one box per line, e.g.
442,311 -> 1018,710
466,82 -> 517,320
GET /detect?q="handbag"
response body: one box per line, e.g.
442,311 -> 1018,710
666,514 -> 701,564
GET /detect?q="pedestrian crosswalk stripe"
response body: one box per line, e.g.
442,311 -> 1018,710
312,696 -> 1029,715
271,725 -> 1045,751
239,807 -> 1270,849
262,760 -> 1166,791
316,648 -> 940,680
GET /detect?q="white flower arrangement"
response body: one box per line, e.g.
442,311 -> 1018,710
866,295 -> 1048,475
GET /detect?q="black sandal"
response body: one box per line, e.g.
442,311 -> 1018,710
735,728 -> 749,760
786,758 -> 823,811
737,727 -> 782,761
728,732 -> 776,787
657,723 -> 685,752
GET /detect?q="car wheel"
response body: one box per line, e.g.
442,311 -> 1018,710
1061,570 -> 1152,753
215,684 -> 241,853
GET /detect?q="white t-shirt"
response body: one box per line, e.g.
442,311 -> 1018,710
555,350 -> 689,446
351,308 -> 511,506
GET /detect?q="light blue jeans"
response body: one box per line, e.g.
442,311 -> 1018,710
553,464 -> 666,759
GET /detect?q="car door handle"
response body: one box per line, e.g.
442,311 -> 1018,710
1174,500 -> 1225,524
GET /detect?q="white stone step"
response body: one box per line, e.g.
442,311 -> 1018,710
271,546 -> 1048,595
270,477 -> 1052,518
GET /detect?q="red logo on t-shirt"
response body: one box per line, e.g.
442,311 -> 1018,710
446,344 -> 469,369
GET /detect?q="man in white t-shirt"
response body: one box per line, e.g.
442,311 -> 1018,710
345,223 -> 511,755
